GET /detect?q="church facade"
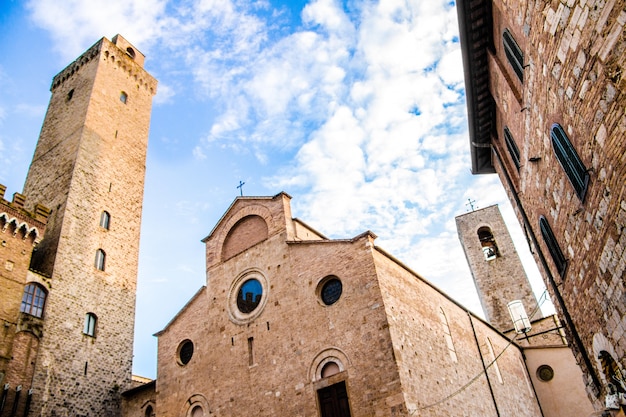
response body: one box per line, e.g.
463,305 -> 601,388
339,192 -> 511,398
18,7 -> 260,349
123,193 -> 543,416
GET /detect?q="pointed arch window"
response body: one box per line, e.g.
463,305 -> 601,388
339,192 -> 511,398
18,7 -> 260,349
539,216 -> 567,276
504,127 -> 521,171
95,249 -> 106,271
20,283 -> 47,318
503,29 -> 524,82
84,313 -> 97,337
100,211 -> 110,230
551,124 -> 589,200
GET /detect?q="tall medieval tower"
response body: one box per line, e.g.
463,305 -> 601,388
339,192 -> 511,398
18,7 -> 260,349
22,35 -> 156,416
456,205 -> 541,332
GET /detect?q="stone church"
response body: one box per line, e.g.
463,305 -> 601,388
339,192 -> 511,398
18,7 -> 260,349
0,33 -> 598,417
122,192 -> 589,417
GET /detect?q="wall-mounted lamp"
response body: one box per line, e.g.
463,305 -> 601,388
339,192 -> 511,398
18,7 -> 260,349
507,300 -> 531,334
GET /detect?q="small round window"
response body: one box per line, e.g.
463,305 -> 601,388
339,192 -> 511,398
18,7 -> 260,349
319,276 -> 343,306
177,339 -> 194,365
237,279 -> 263,313
536,365 -> 554,382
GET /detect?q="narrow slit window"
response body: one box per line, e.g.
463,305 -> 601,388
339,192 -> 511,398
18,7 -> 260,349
503,29 -> 524,82
504,127 -> 521,171
539,216 -> 567,276
95,249 -> 106,271
248,337 -> 254,366
120,91 -> 128,104
84,313 -> 97,337
551,124 -> 589,200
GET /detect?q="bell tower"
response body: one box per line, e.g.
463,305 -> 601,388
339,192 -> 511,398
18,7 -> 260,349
456,205 -> 541,332
22,35 -> 157,416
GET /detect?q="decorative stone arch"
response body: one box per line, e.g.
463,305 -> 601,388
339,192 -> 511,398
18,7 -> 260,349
309,347 -> 351,383
593,333 -> 625,388
217,204 -> 273,261
141,400 -> 156,417
180,394 -> 210,417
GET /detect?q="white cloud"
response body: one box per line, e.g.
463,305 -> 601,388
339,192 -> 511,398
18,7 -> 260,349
26,0 -> 167,60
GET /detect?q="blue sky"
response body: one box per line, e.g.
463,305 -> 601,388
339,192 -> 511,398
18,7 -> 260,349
0,0 -> 552,379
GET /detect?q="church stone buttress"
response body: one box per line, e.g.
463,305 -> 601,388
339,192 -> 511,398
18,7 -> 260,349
456,205 -> 541,332
22,35 -> 156,416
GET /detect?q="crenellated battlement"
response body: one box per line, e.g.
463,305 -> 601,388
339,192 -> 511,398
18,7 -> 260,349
0,184 -> 50,244
51,35 -> 157,96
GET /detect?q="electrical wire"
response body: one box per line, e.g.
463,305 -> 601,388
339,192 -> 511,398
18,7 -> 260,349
409,289 -> 548,414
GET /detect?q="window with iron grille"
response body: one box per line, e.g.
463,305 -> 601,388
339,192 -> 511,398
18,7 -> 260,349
551,124 -> 589,200
503,29 -> 524,82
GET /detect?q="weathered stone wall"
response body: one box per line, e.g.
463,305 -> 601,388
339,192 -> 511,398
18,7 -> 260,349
21,35 -> 156,416
456,205 -> 542,331
147,195 -> 544,417
487,0 -> 626,406
373,248 -> 542,416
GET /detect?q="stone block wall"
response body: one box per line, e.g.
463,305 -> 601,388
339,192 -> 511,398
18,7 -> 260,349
488,0 -> 626,406
20,35 -> 156,417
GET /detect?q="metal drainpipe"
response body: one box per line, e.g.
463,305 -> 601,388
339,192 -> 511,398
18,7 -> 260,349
491,144 -> 602,393
468,312 -> 501,417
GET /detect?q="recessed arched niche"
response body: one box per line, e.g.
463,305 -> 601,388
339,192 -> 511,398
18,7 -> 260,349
222,215 -> 269,261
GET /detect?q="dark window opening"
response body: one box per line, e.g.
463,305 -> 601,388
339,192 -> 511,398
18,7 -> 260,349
120,91 -> 128,104
504,127 -> 521,171
178,340 -> 194,365
67,89 -> 74,101
126,47 -> 136,59
539,216 -> 567,276
248,337 -> 255,366
477,227 -> 499,260
321,277 -> 343,306
599,351 -> 626,394
503,29 -> 524,82
551,124 -> 589,200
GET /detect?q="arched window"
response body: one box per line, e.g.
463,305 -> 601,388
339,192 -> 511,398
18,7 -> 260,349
120,91 -> 128,104
20,283 -> 47,318
477,226 -> 499,261
599,351 -> 626,393
95,249 -> 106,271
100,211 -> 110,230
503,29 -> 524,82
551,124 -> 589,200
144,405 -> 154,417
504,127 -> 521,171
84,313 -> 97,337
539,216 -> 567,276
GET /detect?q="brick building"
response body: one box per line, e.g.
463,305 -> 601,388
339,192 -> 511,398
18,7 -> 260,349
0,34 -> 157,416
0,186 -> 50,416
123,193 -> 547,417
457,0 -> 626,411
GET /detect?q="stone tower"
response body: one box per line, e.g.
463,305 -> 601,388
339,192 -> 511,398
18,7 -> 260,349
456,205 -> 541,332
22,35 -> 156,416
